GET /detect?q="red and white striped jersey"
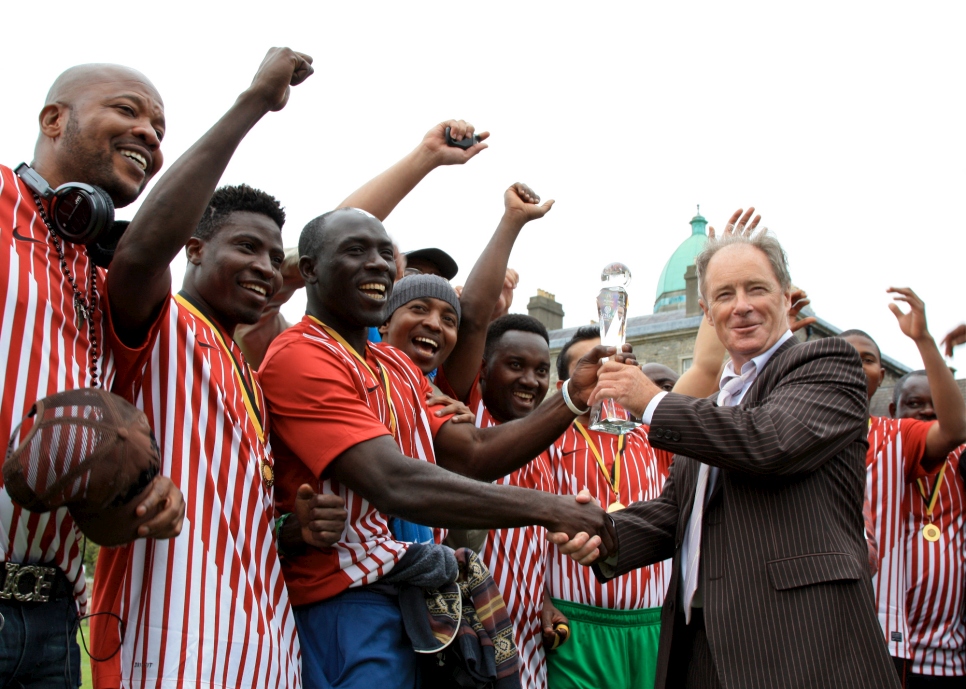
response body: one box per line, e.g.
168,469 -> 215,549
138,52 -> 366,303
547,423 -> 673,610
905,444 -> 966,676
90,293 -> 299,689
0,164 -> 112,614
441,369 -> 554,689
866,415 -> 934,659
259,316 -> 448,606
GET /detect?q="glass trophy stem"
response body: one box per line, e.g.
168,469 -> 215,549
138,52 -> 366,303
588,274 -> 641,435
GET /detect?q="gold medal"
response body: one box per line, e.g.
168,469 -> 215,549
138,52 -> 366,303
922,523 -> 941,542
607,501 -> 626,513
261,461 -> 274,488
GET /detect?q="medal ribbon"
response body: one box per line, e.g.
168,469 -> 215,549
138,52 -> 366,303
175,293 -> 265,442
307,315 -> 396,434
915,462 -> 947,519
575,422 -> 624,499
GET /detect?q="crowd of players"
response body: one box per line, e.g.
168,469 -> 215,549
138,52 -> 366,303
1,47 -> 965,689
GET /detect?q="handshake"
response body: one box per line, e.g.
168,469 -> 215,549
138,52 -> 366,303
546,489 -> 618,566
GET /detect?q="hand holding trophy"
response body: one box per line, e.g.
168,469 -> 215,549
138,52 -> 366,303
588,262 -> 641,435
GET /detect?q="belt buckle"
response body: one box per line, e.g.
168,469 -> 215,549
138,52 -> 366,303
0,562 -> 58,603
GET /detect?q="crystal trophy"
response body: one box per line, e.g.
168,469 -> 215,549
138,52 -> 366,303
588,262 -> 641,434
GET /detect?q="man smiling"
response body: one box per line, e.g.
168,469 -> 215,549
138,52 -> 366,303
0,63 -> 181,688
89,48 -> 332,688
553,224 -> 898,688
258,206 -> 616,689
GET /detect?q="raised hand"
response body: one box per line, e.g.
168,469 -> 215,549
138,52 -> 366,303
247,47 -> 314,112
708,207 -> 761,240
421,119 -> 490,166
491,268 -> 520,321
888,287 -> 931,343
504,182 -> 554,224
940,324 -> 966,358
294,484 -> 347,549
788,288 -> 817,333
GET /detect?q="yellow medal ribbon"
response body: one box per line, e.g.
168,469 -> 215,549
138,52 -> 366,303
575,422 -> 624,511
307,315 -> 396,434
175,293 -> 265,443
915,462 -> 947,542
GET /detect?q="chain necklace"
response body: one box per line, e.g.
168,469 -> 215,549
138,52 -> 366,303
31,193 -> 100,388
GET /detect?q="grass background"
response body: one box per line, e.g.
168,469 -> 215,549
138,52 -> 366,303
78,617 -> 93,689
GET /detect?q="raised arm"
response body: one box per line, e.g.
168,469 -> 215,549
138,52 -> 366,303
888,287 -> 966,462
941,324 -> 966,358
108,48 -> 313,345
442,183 -> 554,401
337,119 -> 488,220
434,344 -> 610,481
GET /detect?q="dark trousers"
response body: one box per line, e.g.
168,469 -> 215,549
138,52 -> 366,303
893,656 -> 910,689
0,597 -> 81,689
666,607 -> 723,689
907,673 -> 965,689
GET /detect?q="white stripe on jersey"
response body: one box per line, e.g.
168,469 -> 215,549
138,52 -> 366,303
867,415 -> 930,659
547,425 -> 671,610
906,446 -> 966,676
471,393 -> 553,689
0,164 -> 113,612
92,298 -> 299,689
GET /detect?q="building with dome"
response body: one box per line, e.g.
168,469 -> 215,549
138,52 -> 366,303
654,208 -> 709,313
527,207 -> 917,414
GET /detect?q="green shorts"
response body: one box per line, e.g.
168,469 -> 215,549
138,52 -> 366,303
546,598 -> 662,689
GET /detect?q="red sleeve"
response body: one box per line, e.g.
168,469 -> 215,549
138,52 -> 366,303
104,289 -> 169,404
900,417 -> 937,483
259,334 -> 392,479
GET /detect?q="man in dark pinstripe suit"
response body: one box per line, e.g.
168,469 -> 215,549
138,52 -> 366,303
551,227 -> 898,688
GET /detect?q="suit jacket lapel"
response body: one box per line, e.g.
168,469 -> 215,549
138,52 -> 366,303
705,336 -> 799,504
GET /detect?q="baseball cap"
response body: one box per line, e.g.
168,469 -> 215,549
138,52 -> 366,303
3,388 -> 161,546
404,248 -> 459,281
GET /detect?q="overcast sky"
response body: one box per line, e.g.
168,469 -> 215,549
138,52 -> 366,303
2,1 -> 963,373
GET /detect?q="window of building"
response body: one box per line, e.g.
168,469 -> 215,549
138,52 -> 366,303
681,357 -> 693,373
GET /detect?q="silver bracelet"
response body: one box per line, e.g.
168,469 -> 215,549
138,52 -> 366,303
561,379 -> 589,415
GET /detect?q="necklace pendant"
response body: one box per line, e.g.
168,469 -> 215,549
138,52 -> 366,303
607,501 -> 626,513
922,523 -> 941,542
74,295 -> 88,325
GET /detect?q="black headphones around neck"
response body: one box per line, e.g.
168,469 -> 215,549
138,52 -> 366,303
14,163 -> 127,268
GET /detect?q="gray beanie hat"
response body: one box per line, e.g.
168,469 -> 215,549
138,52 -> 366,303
387,274 -> 461,326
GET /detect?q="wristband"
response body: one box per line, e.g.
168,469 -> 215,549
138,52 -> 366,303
274,512 -> 294,558
561,379 -> 589,415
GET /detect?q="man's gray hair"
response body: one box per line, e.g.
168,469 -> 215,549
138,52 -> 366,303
695,231 -> 792,301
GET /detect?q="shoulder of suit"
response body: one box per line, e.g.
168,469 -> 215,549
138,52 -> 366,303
770,335 -> 859,370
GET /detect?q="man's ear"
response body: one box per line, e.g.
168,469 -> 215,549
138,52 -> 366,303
38,104 -> 68,140
888,401 -> 897,419
378,322 -> 390,337
555,379 -> 564,391
299,255 -> 318,285
699,298 -> 712,325
185,237 -> 204,266
876,366 -> 886,390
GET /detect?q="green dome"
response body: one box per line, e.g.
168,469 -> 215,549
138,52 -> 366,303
654,210 -> 707,311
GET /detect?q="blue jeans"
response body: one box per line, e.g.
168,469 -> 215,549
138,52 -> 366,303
0,597 -> 81,688
294,588 -> 418,689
